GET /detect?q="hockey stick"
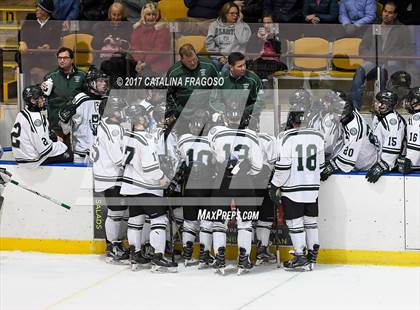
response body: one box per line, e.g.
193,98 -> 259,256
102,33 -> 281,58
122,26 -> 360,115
273,202 -> 281,268
10,179 -> 71,210
167,205 -> 176,263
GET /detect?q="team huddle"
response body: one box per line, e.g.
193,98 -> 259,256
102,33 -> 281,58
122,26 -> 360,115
7,64 -> 420,274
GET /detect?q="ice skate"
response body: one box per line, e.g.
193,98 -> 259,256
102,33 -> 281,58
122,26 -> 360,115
151,253 -> 178,273
213,247 -> 226,275
198,244 -> 214,269
183,241 -> 197,267
307,244 -> 320,270
105,242 -> 129,264
283,252 -> 311,271
237,247 -> 253,275
141,242 -> 154,260
255,241 -> 276,266
129,246 -> 150,271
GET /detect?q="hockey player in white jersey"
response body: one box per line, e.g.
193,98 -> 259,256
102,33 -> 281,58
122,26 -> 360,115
120,105 -> 176,272
208,102 -> 263,275
320,99 -> 377,181
243,115 -> 278,265
58,66 -> 109,162
91,96 -> 128,263
398,87 -> 420,173
319,90 -> 346,160
366,90 -> 406,183
11,85 -> 72,168
270,100 -> 325,271
287,89 -> 312,130
177,110 -> 215,267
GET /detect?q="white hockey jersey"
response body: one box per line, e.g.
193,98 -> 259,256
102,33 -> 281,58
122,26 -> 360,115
372,111 -> 406,169
332,111 -> 377,172
91,118 -> 125,192
406,111 -> 420,170
120,130 -> 164,196
258,132 -> 277,168
208,126 -> 263,176
11,108 -> 67,168
152,127 -> 179,180
63,93 -> 102,157
271,127 -> 325,203
320,113 -> 344,161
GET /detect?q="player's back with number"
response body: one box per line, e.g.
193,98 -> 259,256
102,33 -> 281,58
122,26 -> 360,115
273,128 -> 325,203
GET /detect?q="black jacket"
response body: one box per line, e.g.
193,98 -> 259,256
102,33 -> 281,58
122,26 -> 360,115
184,0 -> 230,19
303,0 -> 339,23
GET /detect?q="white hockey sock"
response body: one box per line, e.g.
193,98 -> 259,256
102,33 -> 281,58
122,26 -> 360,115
304,216 -> 319,250
256,220 -> 272,247
105,209 -> 124,243
127,215 -> 145,252
213,221 -> 227,253
141,217 -> 150,245
150,215 -> 168,254
237,220 -> 253,255
183,220 -> 199,245
199,220 -> 213,251
286,217 -> 306,255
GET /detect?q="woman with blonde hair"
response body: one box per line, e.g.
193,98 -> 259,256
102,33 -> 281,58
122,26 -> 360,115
91,2 -> 132,62
130,3 -> 171,77
205,1 -> 251,71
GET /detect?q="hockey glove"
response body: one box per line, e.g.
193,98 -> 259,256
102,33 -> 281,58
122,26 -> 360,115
366,160 -> 389,183
320,160 -> 339,181
58,104 -> 77,124
269,184 -> 282,205
49,130 -> 58,142
397,156 -> 412,174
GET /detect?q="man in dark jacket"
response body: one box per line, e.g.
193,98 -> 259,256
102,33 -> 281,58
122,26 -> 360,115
263,0 -> 303,23
350,1 -> 414,110
42,47 -> 88,146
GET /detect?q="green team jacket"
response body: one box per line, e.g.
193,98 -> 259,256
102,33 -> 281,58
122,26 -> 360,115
44,66 -> 88,130
210,69 -> 264,116
166,56 -> 219,118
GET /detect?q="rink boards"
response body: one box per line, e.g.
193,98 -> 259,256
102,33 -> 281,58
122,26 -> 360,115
0,159 -> 419,266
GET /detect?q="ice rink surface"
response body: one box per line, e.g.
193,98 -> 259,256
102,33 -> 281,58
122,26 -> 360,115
1,251 -> 419,310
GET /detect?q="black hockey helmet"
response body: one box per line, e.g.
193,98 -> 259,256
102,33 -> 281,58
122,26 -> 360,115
323,90 -> 347,112
152,102 -> 166,128
339,99 -> 355,126
373,90 -> 398,115
389,71 -> 411,89
288,88 -> 312,110
126,103 -> 149,129
188,109 -> 210,136
104,96 -> 127,119
86,65 -> 109,96
225,101 -> 244,126
404,87 -> 420,114
22,84 -> 45,111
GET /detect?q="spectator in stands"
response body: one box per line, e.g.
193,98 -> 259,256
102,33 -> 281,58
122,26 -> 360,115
242,0 -> 264,23
210,52 -> 264,119
52,0 -> 80,31
116,0 -> 154,24
100,52 -> 138,89
19,0 -> 61,85
247,14 -> 287,79
338,0 -> 376,25
263,0 -> 303,23
206,2 -> 251,72
42,47 -> 88,147
303,0 -> 338,24
80,0 -> 113,21
91,3 -> 132,65
184,0 -> 231,19
397,0 -> 420,25
130,3 -> 171,77
350,1 -> 413,110
165,44 -> 219,134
